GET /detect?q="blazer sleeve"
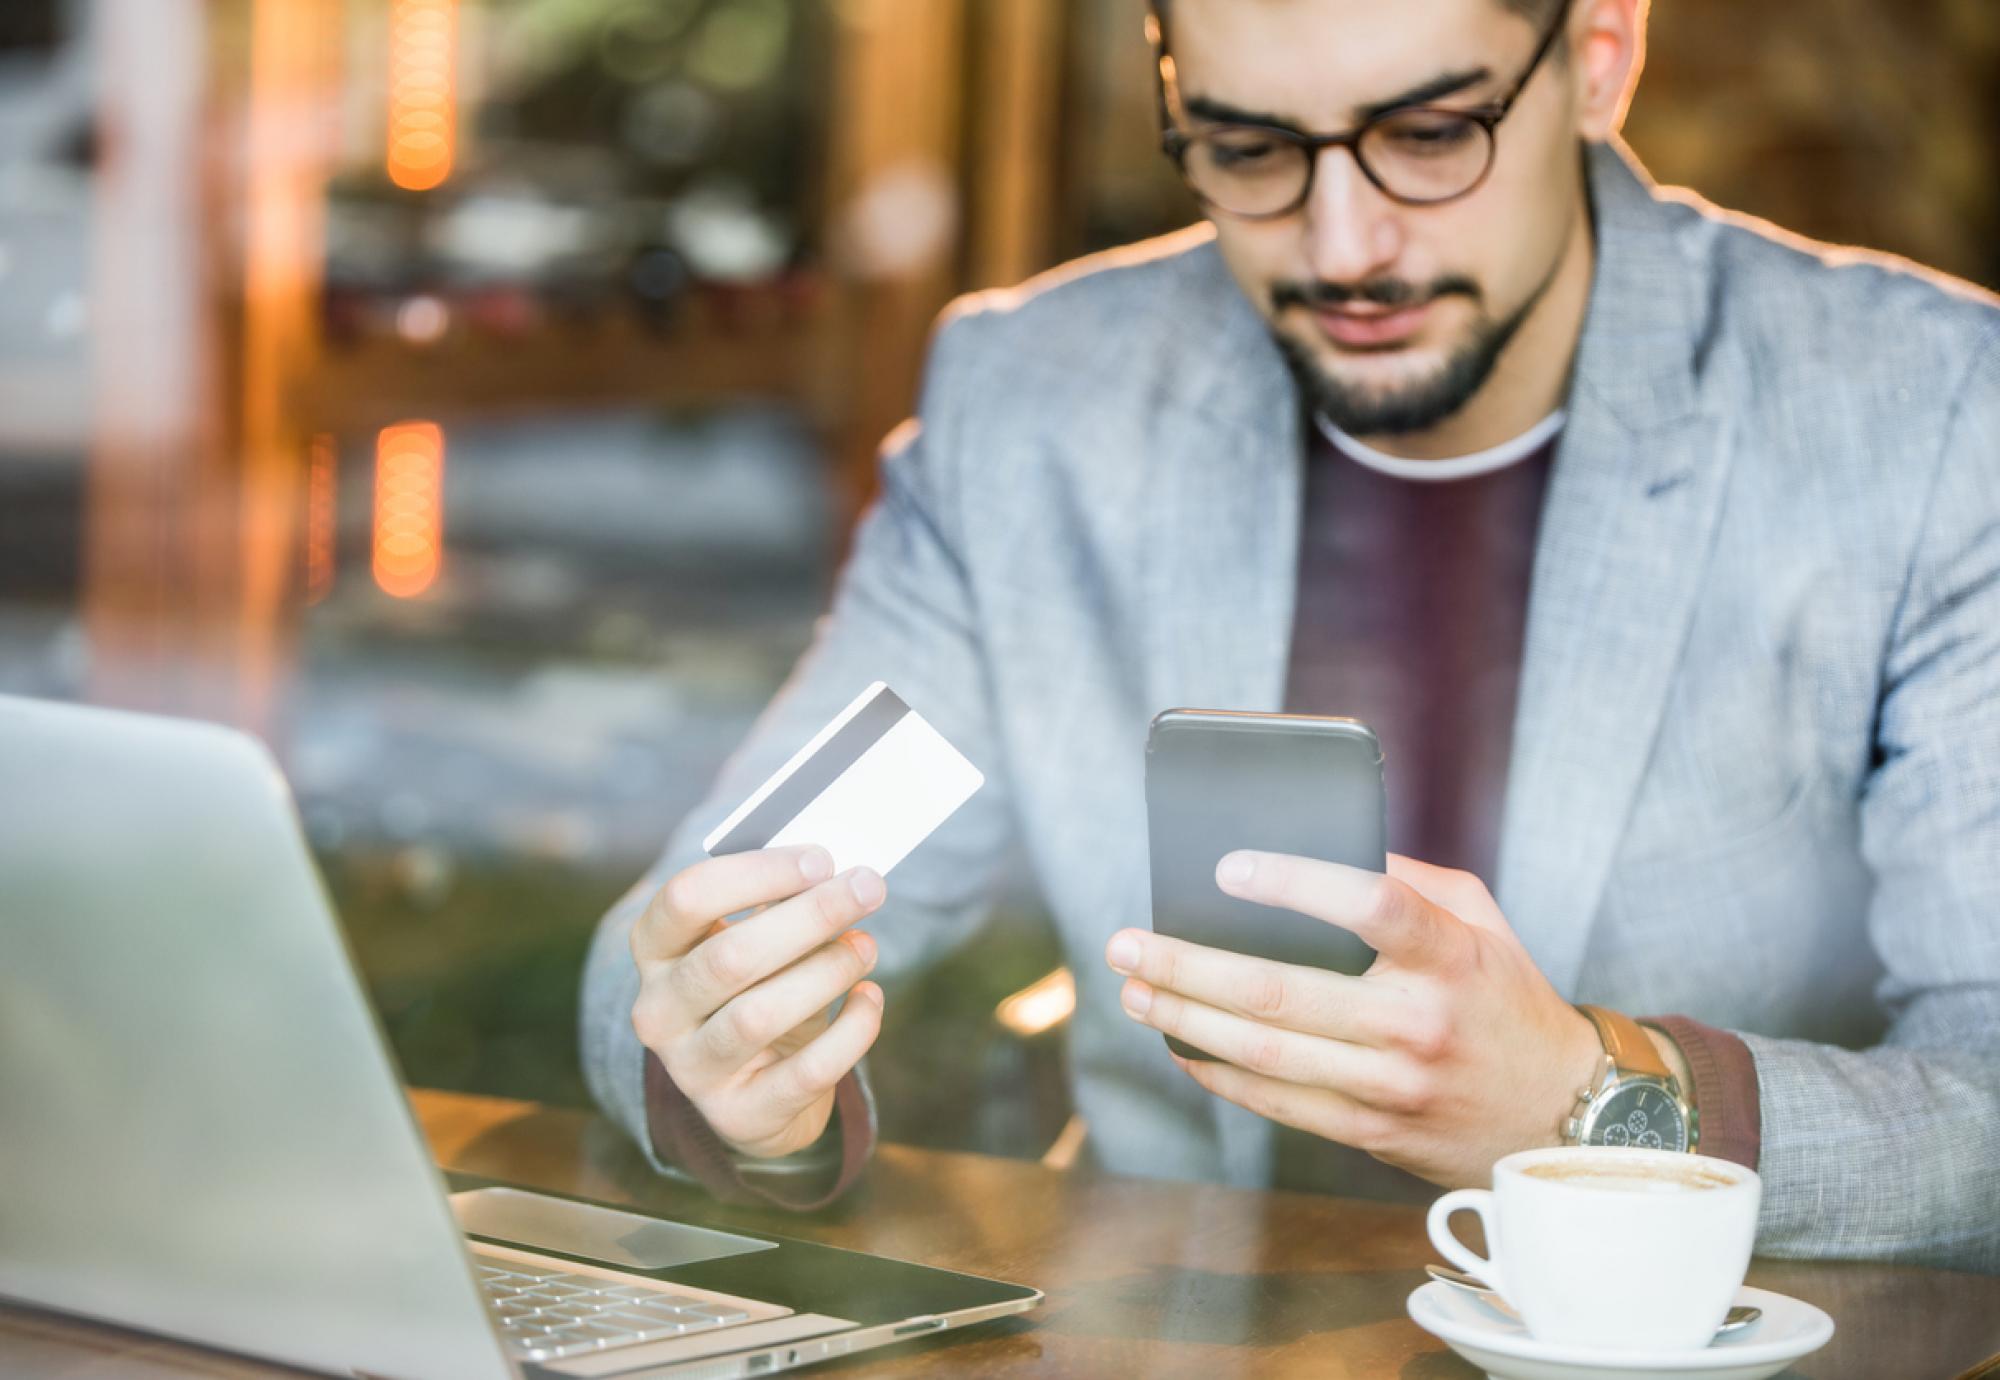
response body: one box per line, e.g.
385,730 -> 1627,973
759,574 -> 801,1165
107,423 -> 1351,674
578,306 -> 1021,1192
1740,328 -> 2000,1273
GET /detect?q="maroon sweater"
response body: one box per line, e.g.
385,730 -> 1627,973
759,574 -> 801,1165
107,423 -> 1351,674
644,417 -> 1761,1205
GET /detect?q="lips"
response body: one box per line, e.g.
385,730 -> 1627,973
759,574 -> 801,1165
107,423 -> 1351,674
1311,300 -> 1432,349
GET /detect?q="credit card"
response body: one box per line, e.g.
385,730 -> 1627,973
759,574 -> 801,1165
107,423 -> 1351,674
702,681 -> 984,877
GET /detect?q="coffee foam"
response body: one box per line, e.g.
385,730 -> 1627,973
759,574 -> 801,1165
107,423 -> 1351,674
1521,1160 -> 1738,1193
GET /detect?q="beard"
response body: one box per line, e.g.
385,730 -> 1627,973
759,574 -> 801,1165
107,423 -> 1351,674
1269,271 -> 1548,437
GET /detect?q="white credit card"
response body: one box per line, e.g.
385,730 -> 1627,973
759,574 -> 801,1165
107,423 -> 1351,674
702,681 -> 984,878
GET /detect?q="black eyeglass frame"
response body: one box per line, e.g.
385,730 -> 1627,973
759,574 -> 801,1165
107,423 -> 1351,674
1155,0 -> 1575,217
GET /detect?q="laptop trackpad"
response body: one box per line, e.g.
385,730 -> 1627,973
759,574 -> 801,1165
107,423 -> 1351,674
450,1187 -> 778,1270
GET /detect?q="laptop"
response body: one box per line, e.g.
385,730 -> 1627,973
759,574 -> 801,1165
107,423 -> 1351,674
0,693 -> 1041,1377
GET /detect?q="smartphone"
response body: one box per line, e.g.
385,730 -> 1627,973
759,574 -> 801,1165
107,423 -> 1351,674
1144,708 -> 1386,1060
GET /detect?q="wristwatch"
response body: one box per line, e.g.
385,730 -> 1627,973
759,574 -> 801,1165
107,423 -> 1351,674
1561,1004 -> 1699,1152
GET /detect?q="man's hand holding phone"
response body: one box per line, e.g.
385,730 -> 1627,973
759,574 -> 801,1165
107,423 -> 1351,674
629,845 -> 886,1160
1104,850 -> 1605,1190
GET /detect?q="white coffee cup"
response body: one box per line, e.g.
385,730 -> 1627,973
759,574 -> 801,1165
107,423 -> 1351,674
1427,1146 -> 1760,1352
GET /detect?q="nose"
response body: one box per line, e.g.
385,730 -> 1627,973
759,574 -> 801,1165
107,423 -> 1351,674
1301,145 -> 1404,285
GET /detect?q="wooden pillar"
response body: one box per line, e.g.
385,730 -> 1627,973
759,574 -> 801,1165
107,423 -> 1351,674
83,0 -> 337,733
966,0 -> 1066,291
816,0 -> 1074,529
819,0 -> 969,524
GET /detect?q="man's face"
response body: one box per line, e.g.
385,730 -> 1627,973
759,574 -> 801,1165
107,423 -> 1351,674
1167,0 -> 1587,436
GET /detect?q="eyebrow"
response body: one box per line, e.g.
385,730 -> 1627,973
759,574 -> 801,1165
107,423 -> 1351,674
1182,66 -> 1493,132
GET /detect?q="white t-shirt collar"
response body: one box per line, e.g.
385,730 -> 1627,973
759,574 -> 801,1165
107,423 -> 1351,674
1314,409 -> 1566,483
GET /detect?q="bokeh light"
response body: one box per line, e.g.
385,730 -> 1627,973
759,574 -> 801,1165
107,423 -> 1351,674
372,421 -> 444,598
386,0 -> 458,192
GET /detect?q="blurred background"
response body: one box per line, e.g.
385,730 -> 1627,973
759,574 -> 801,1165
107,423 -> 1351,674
0,0 -> 1994,1162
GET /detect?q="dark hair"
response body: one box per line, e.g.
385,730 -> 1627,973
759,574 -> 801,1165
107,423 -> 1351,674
1148,0 -> 1568,47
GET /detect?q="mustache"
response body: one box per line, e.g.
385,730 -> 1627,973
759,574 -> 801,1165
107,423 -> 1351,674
1270,274 -> 1481,312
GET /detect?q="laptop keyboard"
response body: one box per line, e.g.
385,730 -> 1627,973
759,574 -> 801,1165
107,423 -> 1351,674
476,1254 -> 762,1361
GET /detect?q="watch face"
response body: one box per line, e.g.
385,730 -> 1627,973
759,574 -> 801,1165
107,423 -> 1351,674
1590,1084 -> 1686,1150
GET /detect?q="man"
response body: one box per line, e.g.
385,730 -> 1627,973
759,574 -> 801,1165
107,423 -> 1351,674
582,0 -> 2000,1270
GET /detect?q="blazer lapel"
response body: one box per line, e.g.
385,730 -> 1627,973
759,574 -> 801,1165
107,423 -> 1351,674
1493,140 -> 1736,996
1141,246 -> 1304,719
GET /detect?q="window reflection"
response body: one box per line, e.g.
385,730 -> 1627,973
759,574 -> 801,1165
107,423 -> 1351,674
0,0 -> 1990,1151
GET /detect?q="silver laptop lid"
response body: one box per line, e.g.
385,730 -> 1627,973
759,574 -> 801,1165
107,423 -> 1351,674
0,694 -> 514,1379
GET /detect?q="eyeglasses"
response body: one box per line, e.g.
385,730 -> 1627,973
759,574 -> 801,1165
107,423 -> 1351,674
1157,0 -> 1573,217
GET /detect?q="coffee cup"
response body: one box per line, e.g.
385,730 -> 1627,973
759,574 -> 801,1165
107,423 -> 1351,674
1426,1146 -> 1760,1352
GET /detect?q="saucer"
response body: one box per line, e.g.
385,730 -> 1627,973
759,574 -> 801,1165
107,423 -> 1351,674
1407,1280 -> 1834,1380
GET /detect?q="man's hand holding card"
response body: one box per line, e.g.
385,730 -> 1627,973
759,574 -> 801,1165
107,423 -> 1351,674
629,684 -> 983,1159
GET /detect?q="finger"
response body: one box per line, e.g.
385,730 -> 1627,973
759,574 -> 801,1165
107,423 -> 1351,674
670,867 -> 886,1019
633,846 -> 834,963
1385,853 -> 1509,932
692,931 -> 879,1077
1173,1051 -> 1390,1151
1217,850 -> 1468,972
1122,979 -> 1407,1105
1104,929 -> 1398,1044
753,982 -> 884,1116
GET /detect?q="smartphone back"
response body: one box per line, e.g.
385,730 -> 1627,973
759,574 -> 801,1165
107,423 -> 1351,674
1145,710 -> 1385,984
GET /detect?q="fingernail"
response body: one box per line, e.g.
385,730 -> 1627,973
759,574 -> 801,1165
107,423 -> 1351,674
1121,981 -> 1153,1017
1217,852 -> 1255,889
854,981 -> 883,1008
848,867 -> 885,907
846,929 -> 877,966
799,847 -> 833,883
1107,933 -> 1141,974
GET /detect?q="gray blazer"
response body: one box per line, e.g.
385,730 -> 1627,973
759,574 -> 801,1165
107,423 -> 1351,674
582,139 -> 2000,1272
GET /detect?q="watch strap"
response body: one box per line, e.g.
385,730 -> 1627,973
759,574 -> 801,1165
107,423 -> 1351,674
1577,1003 -> 1673,1082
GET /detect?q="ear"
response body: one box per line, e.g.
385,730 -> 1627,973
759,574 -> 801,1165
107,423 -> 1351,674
1567,0 -> 1645,139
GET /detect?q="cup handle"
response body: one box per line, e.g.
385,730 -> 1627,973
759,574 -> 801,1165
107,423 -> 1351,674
1427,1188 -> 1507,1299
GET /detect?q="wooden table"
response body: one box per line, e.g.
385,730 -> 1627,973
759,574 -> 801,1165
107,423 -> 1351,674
6,1089 -> 1998,1378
